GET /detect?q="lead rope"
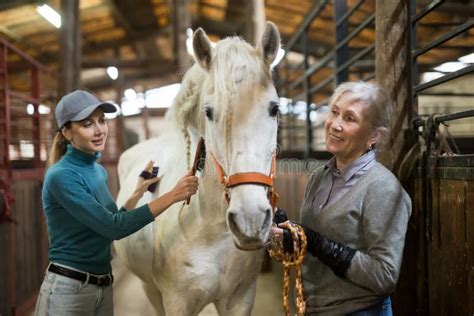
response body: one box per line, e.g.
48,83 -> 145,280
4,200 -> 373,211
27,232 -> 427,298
268,221 -> 307,316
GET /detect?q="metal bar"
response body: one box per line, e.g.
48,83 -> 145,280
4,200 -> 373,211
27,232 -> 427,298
8,90 -> 40,104
412,0 -> 445,24
334,0 -> 349,84
0,45 -> 12,184
418,92 -> 474,97
0,41 -> 15,316
335,13 -> 375,51
293,75 -> 333,100
412,19 -> 474,58
414,64 -> 474,93
411,0 -> 419,89
336,43 -> 375,74
289,52 -> 334,90
433,109 -> 474,124
335,0 -> 366,28
309,75 -> 333,95
0,39 -> 49,73
285,0 -> 331,51
31,66 -> 41,169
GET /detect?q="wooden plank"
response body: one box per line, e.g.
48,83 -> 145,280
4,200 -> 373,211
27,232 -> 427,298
11,180 -> 45,309
428,179 -> 469,315
466,180 -> 474,314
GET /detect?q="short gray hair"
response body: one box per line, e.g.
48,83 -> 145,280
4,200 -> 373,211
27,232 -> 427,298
328,81 -> 393,134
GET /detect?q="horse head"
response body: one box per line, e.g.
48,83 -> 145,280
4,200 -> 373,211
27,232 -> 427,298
192,22 -> 281,250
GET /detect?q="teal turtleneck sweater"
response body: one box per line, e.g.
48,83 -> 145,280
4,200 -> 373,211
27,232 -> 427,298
42,145 -> 153,274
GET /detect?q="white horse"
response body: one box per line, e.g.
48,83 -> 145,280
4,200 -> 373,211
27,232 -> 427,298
115,22 -> 281,315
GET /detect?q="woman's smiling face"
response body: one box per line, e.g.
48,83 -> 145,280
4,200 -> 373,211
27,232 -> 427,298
324,93 -> 377,167
62,108 -> 108,154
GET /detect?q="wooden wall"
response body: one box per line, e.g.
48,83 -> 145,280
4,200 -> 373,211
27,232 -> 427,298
274,159 -> 314,220
387,155 -> 474,315
0,178 -> 47,316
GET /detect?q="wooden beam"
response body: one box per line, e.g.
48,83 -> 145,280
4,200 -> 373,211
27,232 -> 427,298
83,29 -> 168,53
83,66 -> 178,90
171,0 -> 192,71
58,0 -> 81,97
0,0 -> 37,10
192,18 -> 241,37
245,0 -> 265,46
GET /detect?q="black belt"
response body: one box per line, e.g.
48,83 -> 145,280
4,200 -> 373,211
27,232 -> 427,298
48,263 -> 113,287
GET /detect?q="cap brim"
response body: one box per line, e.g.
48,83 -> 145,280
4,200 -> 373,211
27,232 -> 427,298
69,102 -> 117,122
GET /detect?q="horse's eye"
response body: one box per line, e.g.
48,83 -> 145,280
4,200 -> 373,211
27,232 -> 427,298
204,107 -> 214,121
269,101 -> 280,117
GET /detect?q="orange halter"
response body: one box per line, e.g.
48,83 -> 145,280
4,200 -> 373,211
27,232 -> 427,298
211,151 -> 279,210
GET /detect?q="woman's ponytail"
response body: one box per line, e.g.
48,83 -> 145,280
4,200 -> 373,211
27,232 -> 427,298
48,128 -> 69,166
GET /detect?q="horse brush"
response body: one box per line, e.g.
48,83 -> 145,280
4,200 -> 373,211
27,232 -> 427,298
186,137 -> 206,204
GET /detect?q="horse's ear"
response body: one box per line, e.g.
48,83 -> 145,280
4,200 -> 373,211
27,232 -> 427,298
193,28 -> 213,71
257,21 -> 281,67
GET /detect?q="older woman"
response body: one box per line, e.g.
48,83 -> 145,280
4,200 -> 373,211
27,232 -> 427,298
272,82 -> 411,315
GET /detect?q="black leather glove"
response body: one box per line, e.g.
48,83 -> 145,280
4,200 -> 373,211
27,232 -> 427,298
281,220 -> 356,279
274,207 -> 289,224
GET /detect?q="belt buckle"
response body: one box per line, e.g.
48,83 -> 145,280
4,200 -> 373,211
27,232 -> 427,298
97,274 -> 109,287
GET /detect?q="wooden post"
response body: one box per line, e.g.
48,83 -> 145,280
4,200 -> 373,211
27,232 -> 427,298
172,0 -> 191,73
245,0 -> 265,45
375,0 -> 414,172
58,0 -> 81,97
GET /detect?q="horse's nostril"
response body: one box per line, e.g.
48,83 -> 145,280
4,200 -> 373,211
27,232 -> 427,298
261,208 -> 272,230
227,211 -> 239,233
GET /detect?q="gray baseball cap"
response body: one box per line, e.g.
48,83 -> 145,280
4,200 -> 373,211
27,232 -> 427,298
55,90 -> 117,128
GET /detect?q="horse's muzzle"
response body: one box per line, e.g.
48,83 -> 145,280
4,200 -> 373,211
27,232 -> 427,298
227,206 -> 273,250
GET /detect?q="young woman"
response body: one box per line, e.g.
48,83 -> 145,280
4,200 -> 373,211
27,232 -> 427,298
272,82 -> 411,316
35,90 -> 198,316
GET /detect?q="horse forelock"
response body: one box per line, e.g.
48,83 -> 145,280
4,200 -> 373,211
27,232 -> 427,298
168,35 -> 272,130
212,37 -> 271,96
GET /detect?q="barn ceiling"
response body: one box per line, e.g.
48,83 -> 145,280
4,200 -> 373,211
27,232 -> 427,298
0,0 -> 473,101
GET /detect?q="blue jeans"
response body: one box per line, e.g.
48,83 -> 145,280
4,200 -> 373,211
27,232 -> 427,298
34,264 -> 113,316
347,297 -> 392,316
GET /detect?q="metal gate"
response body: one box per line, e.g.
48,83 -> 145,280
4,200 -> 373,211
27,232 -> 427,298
0,38 -> 53,316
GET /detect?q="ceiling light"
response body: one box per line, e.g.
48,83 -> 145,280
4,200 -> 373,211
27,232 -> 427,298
145,84 -> 181,108
106,66 -> 119,80
421,72 -> 444,83
458,53 -> 474,64
120,99 -> 141,116
26,103 -> 51,115
434,62 -> 467,73
124,88 -> 137,100
36,4 -> 61,28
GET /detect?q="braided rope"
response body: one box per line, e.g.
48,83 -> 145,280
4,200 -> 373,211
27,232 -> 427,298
268,222 -> 307,316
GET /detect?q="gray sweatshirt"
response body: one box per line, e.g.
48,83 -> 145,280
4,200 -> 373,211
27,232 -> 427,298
300,162 -> 411,315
